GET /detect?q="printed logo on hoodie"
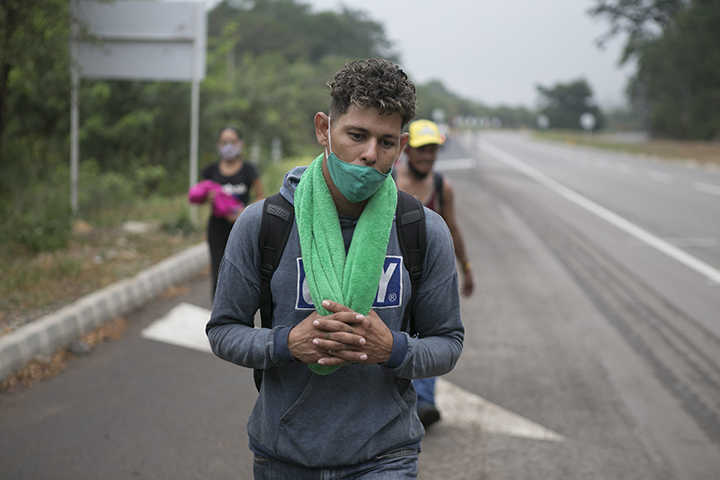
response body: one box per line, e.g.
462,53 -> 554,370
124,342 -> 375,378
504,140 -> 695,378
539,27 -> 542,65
295,256 -> 403,310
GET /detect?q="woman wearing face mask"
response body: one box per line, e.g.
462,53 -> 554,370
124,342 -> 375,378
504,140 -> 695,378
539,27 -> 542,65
200,125 -> 265,300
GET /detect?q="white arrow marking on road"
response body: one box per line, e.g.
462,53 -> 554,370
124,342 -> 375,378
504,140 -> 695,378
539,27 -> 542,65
141,302 -> 212,353
435,378 -> 566,441
143,302 -> 566,442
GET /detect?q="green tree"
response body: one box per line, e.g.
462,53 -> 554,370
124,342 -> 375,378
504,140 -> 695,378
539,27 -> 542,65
536,78 -> 605,131
0,0 -> 79,250
208,0 -> 397,64
628,1 -> 720,139
0,0 -> 73,180
590,0 -> 720,139
589,0 -> 685,62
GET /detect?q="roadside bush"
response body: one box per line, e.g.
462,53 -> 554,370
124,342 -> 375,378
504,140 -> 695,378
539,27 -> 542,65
135,164 -> 167,197
78,160 -> 136,217
0,161 -> 72,252
2,195 -> 73,253
160,209 -> 197,237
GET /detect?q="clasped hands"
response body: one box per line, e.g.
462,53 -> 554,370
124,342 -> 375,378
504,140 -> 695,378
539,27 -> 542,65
287,300 -> 394,366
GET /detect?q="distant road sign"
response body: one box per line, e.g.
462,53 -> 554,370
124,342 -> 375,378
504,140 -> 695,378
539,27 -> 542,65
580,112 -> 596,131
537,114 -> 550,130
71,1 -> 206,82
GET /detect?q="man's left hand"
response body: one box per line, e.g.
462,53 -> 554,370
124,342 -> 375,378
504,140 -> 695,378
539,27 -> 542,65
312,300 -> 394,366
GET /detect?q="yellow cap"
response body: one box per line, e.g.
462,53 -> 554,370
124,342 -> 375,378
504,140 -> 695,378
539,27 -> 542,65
408,119 -> 446,148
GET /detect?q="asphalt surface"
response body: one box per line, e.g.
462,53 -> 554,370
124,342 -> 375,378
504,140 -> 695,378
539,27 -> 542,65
2,133 -> 719,479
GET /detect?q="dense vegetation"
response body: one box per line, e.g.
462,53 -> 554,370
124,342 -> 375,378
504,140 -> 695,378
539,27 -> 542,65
0,0 -> 536,253
10,0 -> 716,254
590,0 -> 720,140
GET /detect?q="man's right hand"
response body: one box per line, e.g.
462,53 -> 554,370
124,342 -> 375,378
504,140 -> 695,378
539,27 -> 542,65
287,300 -> 368,365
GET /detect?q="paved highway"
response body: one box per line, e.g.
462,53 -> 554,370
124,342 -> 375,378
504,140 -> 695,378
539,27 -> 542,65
438,131 -> 720,479
1,132 -> 719,479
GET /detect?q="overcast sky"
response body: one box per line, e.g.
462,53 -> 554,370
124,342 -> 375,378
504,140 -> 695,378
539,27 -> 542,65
302,0 -> 633,109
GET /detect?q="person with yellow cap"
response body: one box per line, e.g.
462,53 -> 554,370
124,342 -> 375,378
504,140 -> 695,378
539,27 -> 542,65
395,119 -> 474,429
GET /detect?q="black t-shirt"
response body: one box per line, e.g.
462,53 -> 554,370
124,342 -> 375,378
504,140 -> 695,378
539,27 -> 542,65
201,161 -> 260,218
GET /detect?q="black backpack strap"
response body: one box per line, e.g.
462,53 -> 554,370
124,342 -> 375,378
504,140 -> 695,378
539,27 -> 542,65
434,171 -> 444,210
396,191 -> 426,337
255,192 -> 294,390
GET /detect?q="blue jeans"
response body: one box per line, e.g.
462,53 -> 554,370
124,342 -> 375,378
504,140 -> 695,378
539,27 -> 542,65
413,377 -> 436,407
252,447 -> 419,479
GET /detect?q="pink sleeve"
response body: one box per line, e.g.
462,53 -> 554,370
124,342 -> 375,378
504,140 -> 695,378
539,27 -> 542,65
212,191 -> 244,217
188,180 -> 218,204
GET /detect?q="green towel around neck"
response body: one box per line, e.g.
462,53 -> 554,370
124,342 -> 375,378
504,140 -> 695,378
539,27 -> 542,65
295,154 -> 398,375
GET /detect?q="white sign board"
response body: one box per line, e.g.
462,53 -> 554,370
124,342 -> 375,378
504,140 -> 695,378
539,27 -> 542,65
68,1 -> 207,215
580,112 -> 596,131
71,1 -> 206,82
537,114 -> 550,130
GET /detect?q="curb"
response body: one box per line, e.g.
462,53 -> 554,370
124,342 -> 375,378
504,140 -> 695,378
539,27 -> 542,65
0,242 -> 209,382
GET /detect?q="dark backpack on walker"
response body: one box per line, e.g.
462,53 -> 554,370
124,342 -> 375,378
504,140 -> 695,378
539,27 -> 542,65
254,190 -> 426,390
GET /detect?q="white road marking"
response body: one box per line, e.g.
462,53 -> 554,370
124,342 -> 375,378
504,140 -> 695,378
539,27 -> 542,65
142,303 -> 564,441
627,238 -> 719,248
649,171 -> 673,183
695,181 -> 720,197
480,140 -> 720,285
435,158 -> 477,171
615,163 -> 633,174
435,379 -> 566,441
141,302 -> 212,353
661,238 -> 719,248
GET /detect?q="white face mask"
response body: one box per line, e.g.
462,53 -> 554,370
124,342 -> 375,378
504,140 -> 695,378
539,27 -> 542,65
219,142 -> 242,160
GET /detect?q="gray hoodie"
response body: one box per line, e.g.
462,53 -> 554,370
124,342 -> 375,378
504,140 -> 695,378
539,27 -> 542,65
207,166 -> 464,468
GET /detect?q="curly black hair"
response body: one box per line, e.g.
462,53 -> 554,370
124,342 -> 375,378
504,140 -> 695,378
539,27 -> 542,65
328,58 -> 416,128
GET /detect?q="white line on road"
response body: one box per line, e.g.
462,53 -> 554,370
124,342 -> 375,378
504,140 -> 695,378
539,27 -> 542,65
143,303 -> 565,442
435,158 -> 477,171
627,237 -> 719,248
615,163 -> 633,174
695,181 -> 720,197
649,171 -> 673,183
480,140 -> 720,285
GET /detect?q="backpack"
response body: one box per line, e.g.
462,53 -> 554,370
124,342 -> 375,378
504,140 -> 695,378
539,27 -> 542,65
433,171 -> 445,211
390,167 -> 443,211
254,190 -> 426,390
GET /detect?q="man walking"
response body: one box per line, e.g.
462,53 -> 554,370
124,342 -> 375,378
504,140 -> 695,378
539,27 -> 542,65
207,58 -> 463,479
395,119 -> 474,429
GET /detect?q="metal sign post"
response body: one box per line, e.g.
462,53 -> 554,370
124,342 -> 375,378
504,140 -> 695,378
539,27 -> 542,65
70,40 -> 80,214
69,0 -> 206,215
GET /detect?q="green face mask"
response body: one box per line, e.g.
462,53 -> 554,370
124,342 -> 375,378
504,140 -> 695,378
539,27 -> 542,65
325,121 -> 393,203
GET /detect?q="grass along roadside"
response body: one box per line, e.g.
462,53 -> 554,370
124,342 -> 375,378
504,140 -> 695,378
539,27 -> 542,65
0,156 -> 314,339
0,195 -> 209,337
533,130 -> 720,169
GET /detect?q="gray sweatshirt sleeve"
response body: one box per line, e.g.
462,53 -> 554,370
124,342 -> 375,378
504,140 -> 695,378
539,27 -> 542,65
388,208 -> 465,379
205,201 -> 285,369
207,198 -> 464,378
